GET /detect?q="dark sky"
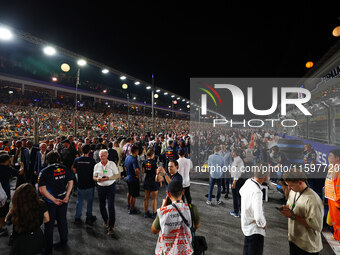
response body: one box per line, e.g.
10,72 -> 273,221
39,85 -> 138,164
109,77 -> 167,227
0,1 -> 339,99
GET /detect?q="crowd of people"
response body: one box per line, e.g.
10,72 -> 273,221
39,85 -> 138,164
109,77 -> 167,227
0,123 -> 338,254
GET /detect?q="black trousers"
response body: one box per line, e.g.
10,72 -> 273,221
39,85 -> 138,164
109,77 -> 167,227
182,186 -> 192,205
289,241 -> 319,255
232,179 -> 244,213
243,234 -> 264,255
43,202 -> 68,255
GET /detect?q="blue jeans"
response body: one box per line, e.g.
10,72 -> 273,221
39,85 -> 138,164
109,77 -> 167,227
75,187 -> 95,219
97,183 -> 116,228
208,177 -> 222,201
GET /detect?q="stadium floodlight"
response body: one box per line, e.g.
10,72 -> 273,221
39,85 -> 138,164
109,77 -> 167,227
177,97 -> 180,100
187,105 -> 190,108
102,69 -> 109,74
173,100 -> 178,104
103,89 -> 107,93
186,101 -> 189,103
77,59 -> 87,66
0,27 -> 13,40
43,46 -> 56,56
8,90 -> 13,94
156,89 -> 160,92
164,92 -> 168,95
182,99 -> 185,102
120,75 -> 126,80
134,81 -> 140,85
122,84 -> 128,90
52,77 -> 58,82
133,97 -> 136,100
146,86 -> 151,90
171,95 -> 175,98
154,93 -> 159,99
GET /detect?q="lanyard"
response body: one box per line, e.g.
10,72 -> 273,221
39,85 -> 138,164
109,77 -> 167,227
251,179 -> 262,190
291,187 -> 308,211
102,162 -> 108,174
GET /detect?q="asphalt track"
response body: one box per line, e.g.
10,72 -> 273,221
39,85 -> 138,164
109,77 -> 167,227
0,177 -> 335,255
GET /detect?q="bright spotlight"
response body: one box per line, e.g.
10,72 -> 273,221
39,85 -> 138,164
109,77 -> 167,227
164,92 -> 168,95
187,105 -> 190,108
154,93 -> 159,99
102,69 -> 109,74
156,89 -> 160,92
171,95 -> 175,98
52,77 -> 58,82
103,89 -> 107,93
134,81 -> 140,85
0,27 -> 13,40
8,90 -> 13,94
43,46 -> 56,56
122,84 -> 128,90
120,75 -> 126,80
146,86 -> 151,90
177,97 -> 180,100
133,97 -> 136,100
77,59 -> 87,66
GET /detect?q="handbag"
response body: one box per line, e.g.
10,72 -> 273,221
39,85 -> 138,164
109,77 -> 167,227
172,203 -> 208,255
0,183 -> 7,207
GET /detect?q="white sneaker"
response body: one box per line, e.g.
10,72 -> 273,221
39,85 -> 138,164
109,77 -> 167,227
217,200 -> 222,205
206,200 -> 212,205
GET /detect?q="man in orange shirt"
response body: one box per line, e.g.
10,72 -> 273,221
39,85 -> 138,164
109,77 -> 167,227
325,149 -> 340,241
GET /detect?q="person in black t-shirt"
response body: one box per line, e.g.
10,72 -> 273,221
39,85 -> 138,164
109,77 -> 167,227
162,140 -> 178,171
73,144 -> 97,225
108,142 -> 119,165
0,151 -> 24,237
38,151 -> 73,254
142,148 -> 159,219
156,159 -> 183,190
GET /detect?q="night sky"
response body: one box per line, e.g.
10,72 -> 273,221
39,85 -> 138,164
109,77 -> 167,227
0,1 -> 339,100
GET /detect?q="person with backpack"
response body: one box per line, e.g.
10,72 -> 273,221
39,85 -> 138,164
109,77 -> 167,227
151,181 -> 200,255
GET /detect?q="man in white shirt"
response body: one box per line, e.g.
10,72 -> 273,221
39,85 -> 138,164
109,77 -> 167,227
177,148 -> 192,204
230,149 -> 245,217
93,149 -> 120,236
239,166 -> 268,255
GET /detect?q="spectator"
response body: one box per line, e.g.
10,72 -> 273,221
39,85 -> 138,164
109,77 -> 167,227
73,144 -> 97,226
239,166 -> 268,255
156,159 -> 183,189
0,151 -> 24,237
6,183 -> 49,255
151,181 -> 200,255
125,145 -> 141,215
108,142 -> 118,165
142,148 -> 159,219
206,145 -> 224,205
177,148 -> 192,205
38,151 -> 74,254
230,149 -> 245,217
93,149 -> 120,236
280,168 -> 323,255
325,149 -> 340,242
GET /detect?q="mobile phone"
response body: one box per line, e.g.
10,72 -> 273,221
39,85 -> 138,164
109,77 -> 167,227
166,196 -> 172,206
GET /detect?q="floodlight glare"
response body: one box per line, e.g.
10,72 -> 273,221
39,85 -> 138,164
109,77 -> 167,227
182,99 -> 185,102
134,81 -> 140,85
164,92 -> 168,95
154,93 -> 159,99
122,83 -> 128,90
133,97 -> 136,100
177,97 -> 180,100
187,105 -> 190,108
102,69 -> 109,74
171,95 -> 175,98
77,59 -> 87,66
156,89 -> 160,92
120,75 -> 126,80
146,86 -> 151,90
43,46 -> 56,56
0,27 -> 13,40
52,77 -> 58,82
